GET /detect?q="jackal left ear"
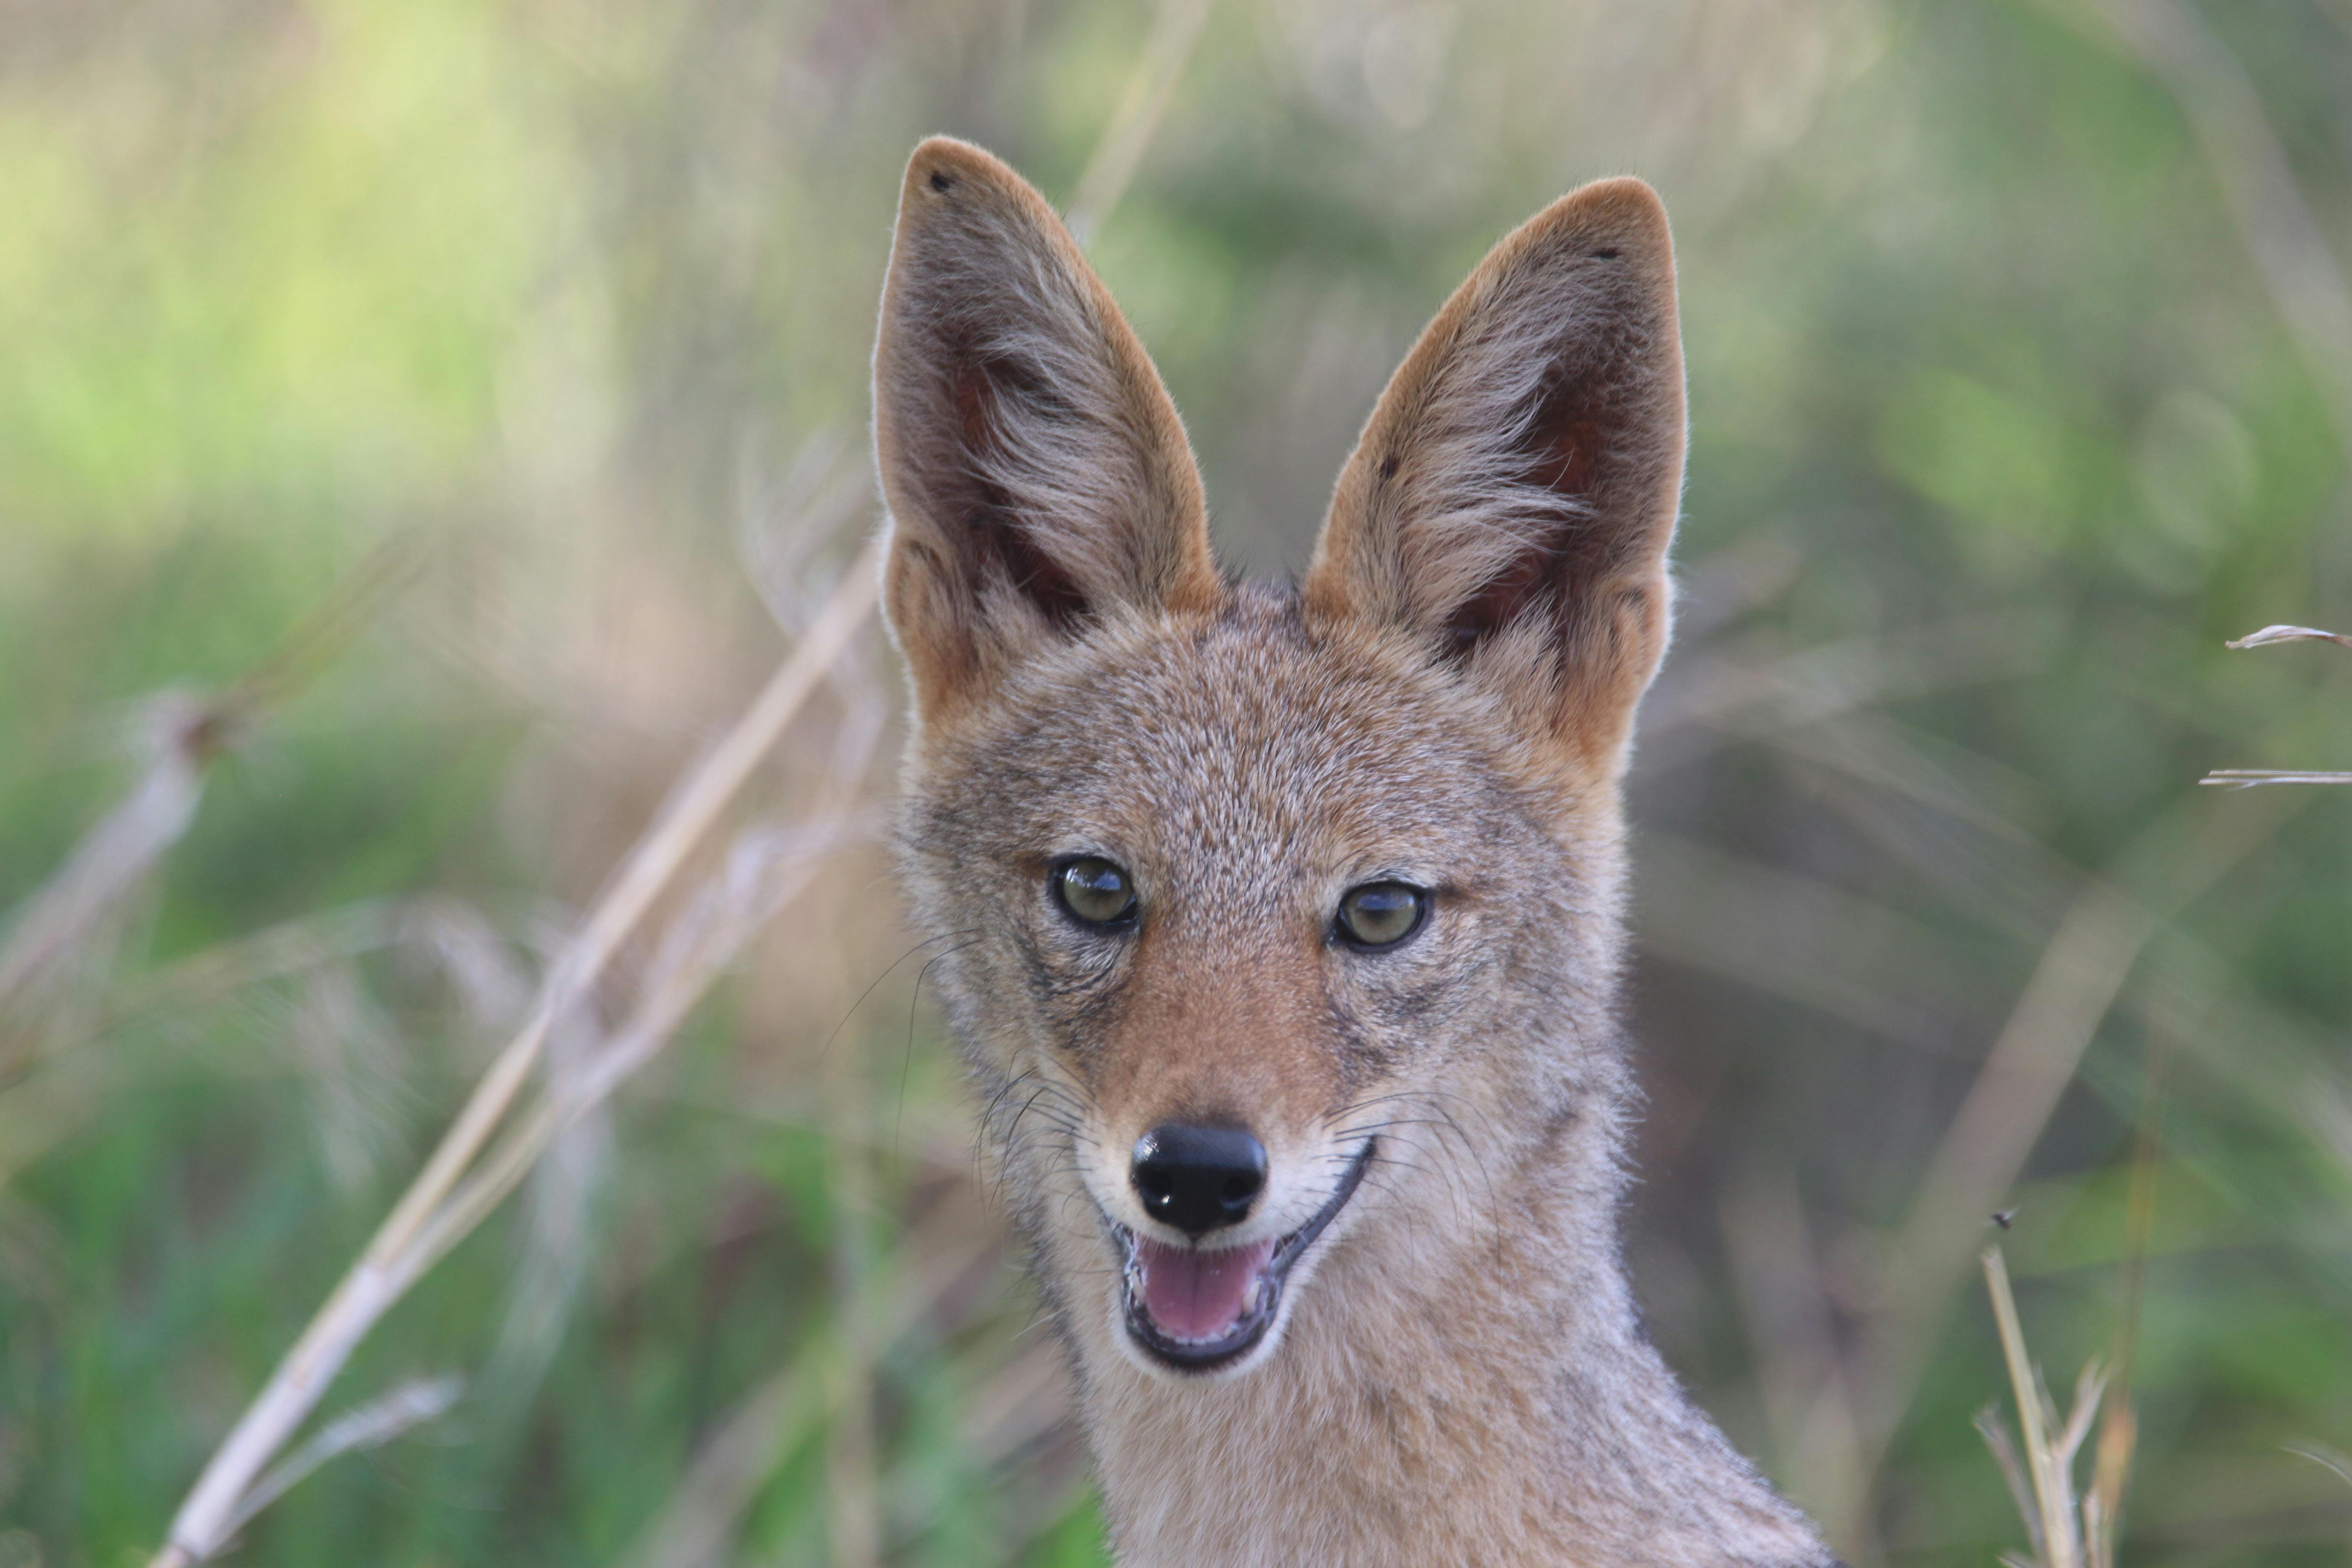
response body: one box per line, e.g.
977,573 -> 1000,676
1305,178 -> 1684,774
874,137 -> 1224,724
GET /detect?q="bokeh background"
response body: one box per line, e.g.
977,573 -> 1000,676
4,0 -> 2352,1563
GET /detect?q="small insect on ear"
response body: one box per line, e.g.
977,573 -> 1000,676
1305,178 -> 1685,776
873,137 -> 1225,726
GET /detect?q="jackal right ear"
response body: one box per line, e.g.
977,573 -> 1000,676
873,137 -> 1223,722
1306,178 -> 1685,776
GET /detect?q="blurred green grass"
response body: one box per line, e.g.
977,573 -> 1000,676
5,0 -> 2352,1564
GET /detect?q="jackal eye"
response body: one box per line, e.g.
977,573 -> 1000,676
1335,882 -> 1427,949
1053,857 -> 1137,926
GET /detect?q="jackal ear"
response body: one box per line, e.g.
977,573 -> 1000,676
1305,177 -> 1685,773
873,137 -> 1223,721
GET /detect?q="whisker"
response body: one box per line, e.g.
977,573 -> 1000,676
893,936 -> 983,1161
814,927 -> 980,1066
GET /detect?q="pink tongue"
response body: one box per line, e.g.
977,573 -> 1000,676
1137,1235 -> 1278,1341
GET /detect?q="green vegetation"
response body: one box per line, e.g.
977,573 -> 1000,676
4,1 -> 2351,1563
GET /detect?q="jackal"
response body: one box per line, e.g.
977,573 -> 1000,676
872,137 -> 1834,1567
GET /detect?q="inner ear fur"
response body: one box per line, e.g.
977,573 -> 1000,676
874,137 -> 1224,721
1304,177 -> 1686,772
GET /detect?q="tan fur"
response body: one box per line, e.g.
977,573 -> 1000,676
873,137 -> 1834,1567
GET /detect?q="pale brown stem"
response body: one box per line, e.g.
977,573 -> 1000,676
2224,624 -> 2352,651
2200,625 -> 2352,786
149,2 -> 1207,1540
0,539 -> 417,1029
1831,788 -> 2297,1532
149,544 -> 881,1567
1984,1247 -> 2078,1568
626,1223 -> 990,1568
2200,769 -> 2352,788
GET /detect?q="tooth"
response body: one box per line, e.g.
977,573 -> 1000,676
1242,1278 -> 1261,1315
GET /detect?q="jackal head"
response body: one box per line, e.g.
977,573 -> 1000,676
874,139 -> 1682,1380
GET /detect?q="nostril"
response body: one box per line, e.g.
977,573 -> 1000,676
1130,1123 -> 1270,1238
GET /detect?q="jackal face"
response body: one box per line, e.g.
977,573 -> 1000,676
874,140 -> 1684,1380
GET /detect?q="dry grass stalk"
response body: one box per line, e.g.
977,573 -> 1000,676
482,1003 -> 607,1413
2200,769 -> 2352,788
148,541 -> 882,1568
635,1355 -> 823,1568
154,13 -> 1216,1546
2225,624 -> 2352,650
224,1375 -> 464,1539
2069,0 -> 2352,452
1064,0 -> 1215,247
0,701 -> 205,1017
2201,622 -> 2352,788
1572,593 -> 2300,1556
64,899 -> 447,1043
627,1220 -> 991,1568
1978,1246 -> 2128,1568
0,539 -> 419,1031
1644,609 -> 2057,747
1829,788 -> 2293,1524
2284,1442 -> 2352,1488
407,815 -> 869,1279
150,811 -> 855,1566
0,897 -> 527,1204
371,538 -> 879,1263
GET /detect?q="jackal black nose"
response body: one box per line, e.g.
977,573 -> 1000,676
1130,1124 -> 1267,1237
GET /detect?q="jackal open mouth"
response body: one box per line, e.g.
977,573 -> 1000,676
1113,1139 -> 1376,1372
